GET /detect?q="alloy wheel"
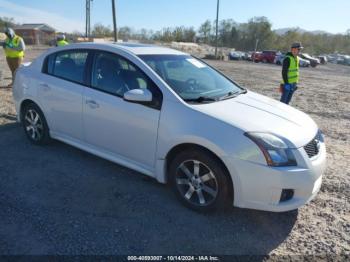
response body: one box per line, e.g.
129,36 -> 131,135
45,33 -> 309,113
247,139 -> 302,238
175,160 -> 218,206
24,109 -> 44,141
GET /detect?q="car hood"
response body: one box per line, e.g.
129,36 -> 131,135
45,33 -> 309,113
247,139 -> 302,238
192,91 -> 318,148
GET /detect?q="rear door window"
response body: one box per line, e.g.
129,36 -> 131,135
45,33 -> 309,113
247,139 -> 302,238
48,50 -> 89,84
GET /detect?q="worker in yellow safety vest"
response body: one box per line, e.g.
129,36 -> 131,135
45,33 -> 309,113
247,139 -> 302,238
2,28 -> 25,87
280,42 -> 303,104
56,34 -> 69,47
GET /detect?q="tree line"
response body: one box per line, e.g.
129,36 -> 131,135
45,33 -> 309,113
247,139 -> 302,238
0,17 -> 16,31
1,16 -> 350,55
92,16 -> 350,55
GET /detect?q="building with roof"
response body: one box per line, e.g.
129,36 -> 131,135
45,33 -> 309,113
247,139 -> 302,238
14,24 -> 56,45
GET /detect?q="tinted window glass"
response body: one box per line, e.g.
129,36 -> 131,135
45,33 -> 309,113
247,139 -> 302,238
47,54 -> 55,74
52,51 -> 88,84
91,52 -> 157,97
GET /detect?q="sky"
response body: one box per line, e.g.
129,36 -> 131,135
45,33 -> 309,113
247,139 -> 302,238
0,0 -> 349,34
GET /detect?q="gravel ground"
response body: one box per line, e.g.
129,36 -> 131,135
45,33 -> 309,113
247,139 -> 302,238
0,47 -> 349,257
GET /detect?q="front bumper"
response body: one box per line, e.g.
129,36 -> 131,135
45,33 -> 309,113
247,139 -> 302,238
223,142 -> 326,212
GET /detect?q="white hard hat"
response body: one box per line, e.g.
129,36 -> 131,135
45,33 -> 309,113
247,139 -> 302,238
5,28 -> 15,38
57,34 -> 66,41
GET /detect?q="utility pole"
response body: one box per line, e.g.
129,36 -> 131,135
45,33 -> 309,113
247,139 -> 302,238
214,0 -> 220,59
112,0 -> 118,42
86,0 -> 93,38
253,38 -> 259,63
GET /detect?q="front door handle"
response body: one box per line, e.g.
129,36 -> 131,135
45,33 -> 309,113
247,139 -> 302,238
86,99 -> 100,109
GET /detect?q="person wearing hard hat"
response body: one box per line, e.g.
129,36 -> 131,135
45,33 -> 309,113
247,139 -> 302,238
56,34 -> 69,47
280,42 -> 303,104
2,28 -> 25,87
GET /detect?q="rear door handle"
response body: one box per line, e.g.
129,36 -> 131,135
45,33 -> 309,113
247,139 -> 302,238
86,99 -> 100,109
40,83 -> 51,91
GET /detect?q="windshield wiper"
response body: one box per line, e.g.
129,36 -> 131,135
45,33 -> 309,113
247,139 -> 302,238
184,96 -> 217,103
219,89 -> 247,101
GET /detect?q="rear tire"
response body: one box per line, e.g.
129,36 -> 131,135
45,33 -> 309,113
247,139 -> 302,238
169,149 -> 231,212
22,103 -> 51,145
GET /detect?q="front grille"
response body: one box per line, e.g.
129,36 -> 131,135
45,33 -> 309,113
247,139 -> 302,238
304,134 -> 320,158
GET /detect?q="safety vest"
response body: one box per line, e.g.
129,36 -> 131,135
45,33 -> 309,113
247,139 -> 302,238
282,55 -> 299,84
57,40 -> 69,46
4,35 -> 24,58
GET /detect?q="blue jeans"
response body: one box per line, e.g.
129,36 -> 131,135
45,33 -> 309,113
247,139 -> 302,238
280,83 -> 297,104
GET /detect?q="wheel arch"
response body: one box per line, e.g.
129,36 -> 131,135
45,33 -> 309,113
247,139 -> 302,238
20,99 -> 37,122
164,143 -> 234,202
19,99 -> 48,127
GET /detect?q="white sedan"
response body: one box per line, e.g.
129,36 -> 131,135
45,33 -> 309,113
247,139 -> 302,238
13,43 -> 326,212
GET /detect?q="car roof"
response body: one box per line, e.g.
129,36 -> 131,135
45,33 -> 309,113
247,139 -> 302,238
70,42 -> 188,56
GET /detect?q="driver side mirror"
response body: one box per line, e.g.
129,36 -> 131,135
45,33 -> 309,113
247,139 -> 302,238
123,89 -> 153,103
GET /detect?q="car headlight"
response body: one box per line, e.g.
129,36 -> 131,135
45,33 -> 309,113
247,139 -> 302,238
245,132 -> 297,167
316,129 -> 324,143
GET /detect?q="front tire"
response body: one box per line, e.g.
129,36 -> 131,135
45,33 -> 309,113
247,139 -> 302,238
169,149 -> 231,212
22,103 -> 51,145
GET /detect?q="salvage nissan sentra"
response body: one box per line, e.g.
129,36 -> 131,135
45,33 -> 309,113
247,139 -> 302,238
12,43 -> 326,212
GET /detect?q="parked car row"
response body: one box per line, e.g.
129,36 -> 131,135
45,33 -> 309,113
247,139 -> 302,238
248,51 -> 318,68
228,51 -> 256,61
228,51 -> 246,60
317,56 -> 327,65
228,49 -> 347,68
229,50 -> 279,63
326,54 -> 350,65
253,50 -> 279,63
244,50 -> 320,68
299,53 -> 320,67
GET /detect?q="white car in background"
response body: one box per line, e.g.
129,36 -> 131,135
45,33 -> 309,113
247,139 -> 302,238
229,51 -> 245,60
275,54 -> 310,67
299,57 -> 311,67
13,43 -> 326,212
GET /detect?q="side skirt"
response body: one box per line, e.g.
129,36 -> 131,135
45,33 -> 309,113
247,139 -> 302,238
50,131 -> 156,178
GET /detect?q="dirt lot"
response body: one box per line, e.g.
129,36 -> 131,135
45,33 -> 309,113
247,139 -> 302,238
0,47 -> 349,256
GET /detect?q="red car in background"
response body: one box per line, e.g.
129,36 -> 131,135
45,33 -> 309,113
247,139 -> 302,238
252,50 -> 277,63
251,51 -> 262,62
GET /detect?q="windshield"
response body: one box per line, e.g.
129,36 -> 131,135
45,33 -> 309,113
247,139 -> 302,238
139,55 -> 243,102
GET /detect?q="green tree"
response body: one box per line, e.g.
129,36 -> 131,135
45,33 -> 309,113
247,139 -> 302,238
218,19 -> 236,47
92,23 -> 112,37
198,20 -> 212,44
172,26 -> 184,42
183,27 -> 196,42
245,17 -> 274,50
275,29 -> 301,52
119,26 -> 132,40
0,17 -> 17,32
